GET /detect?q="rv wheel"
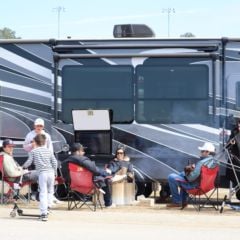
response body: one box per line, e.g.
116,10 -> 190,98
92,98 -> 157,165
135,181 -> 145,197
135,182 -> 153,198
236,189 -> 240,200
160,183 -> 171,200
144,182 -> 153,198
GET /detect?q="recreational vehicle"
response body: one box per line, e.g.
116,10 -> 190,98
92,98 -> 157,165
0,33 -> 240,197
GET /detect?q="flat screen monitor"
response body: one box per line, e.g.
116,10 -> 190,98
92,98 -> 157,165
74,131 -> 111,155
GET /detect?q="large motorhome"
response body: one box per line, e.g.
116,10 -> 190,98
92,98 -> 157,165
1,35 -> 240,196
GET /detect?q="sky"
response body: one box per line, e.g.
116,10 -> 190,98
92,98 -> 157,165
0,0 -> 240,39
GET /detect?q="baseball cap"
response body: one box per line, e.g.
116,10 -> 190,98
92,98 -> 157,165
198,142 -> 215,153
34,118 -> 45,126
70,143 -> 86,152
2,139 -> 15,148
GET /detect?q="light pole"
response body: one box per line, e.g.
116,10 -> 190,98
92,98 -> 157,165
162,8 -> 175,37
53,6 -> 65,39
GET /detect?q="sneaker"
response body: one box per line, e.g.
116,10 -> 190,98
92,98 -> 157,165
99,188 -> 106,194
40,214 -> 48,222
105,203 -> 116,208
47,207 -> 52,215
52,196 -> 63,204
166,203 -> 181,208
13,183 -> 21,190
182,202 -> 188,209
30,194 -> 36,201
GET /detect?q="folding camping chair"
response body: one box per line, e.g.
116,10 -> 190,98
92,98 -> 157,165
182,165 -> 219,211
67,163 -> 102,211
0,155 -> 31,204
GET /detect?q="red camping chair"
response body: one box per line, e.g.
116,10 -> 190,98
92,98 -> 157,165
0,155 -> 31,204
67,163 -> 102,211
182,165 -> 219,211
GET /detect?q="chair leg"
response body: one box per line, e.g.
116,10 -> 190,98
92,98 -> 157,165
1,180 -> 4,204
94,189 -> 103,210
93,191 -> 97,211
68,192 -> 79,210
96,191 -> 103,210
188,190 -> 219,211
220,195 -> 227,213
200,189 -> 218,210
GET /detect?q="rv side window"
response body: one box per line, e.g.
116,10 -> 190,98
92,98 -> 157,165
236,82 -> 240,109
62,65 -> 134,123
135,64 -> 209,124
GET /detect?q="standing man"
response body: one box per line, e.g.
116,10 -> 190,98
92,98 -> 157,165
23,118 -> 53,153
227,119 -> 240,157
226,119 -> 240,185
23,118 -> 61,204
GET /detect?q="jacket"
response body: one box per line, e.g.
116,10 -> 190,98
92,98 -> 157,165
1,151 -> 23,178
185,156 -> 218,182
61,155 -> 107,183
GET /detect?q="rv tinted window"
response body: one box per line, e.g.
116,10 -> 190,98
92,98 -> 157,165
62,65 -> 134,123
236,82 -> 240,109
135,65 -> 209,124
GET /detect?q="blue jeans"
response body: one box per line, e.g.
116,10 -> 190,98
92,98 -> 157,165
168,172 -> 198,204
103,178 -> 112,207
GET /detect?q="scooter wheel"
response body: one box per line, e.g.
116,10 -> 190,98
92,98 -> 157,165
10,210 -> 17,218
17,209 -> 23,215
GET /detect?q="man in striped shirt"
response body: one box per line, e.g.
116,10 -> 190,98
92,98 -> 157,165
23,134 -> 57,221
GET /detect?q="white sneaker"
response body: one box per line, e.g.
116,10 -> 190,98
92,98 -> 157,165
40,214 -> 48,222
99,188 -> 106,194
47,207 -> 52,215
105,203 -> 116,208
50,203 -> 57,208
30,194 -> 36,201
13,183 -> 21,190
52,196 -> 63,204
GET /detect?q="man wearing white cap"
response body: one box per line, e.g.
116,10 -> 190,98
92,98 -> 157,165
23,118 -> 58,202
23,118 -> 53,153
167,142 -> 217,208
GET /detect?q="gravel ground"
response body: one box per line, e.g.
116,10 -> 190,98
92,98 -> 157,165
1,192 -> 240,240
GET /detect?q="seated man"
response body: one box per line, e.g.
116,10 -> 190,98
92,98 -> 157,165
0,139 -> 38,184
61,143 -> 113,207
167,142 -> 217,208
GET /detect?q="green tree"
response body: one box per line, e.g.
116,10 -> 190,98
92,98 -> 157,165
180,32 -> 195,37
0,27 -> 20,39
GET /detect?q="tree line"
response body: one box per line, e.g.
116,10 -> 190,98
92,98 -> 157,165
0,27 -> 19,39
0,27 -> 195,39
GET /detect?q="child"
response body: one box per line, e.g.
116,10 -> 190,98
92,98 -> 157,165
23,134 -> 57,221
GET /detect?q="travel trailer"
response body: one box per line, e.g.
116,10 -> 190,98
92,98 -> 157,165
1,34 -> 240,197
